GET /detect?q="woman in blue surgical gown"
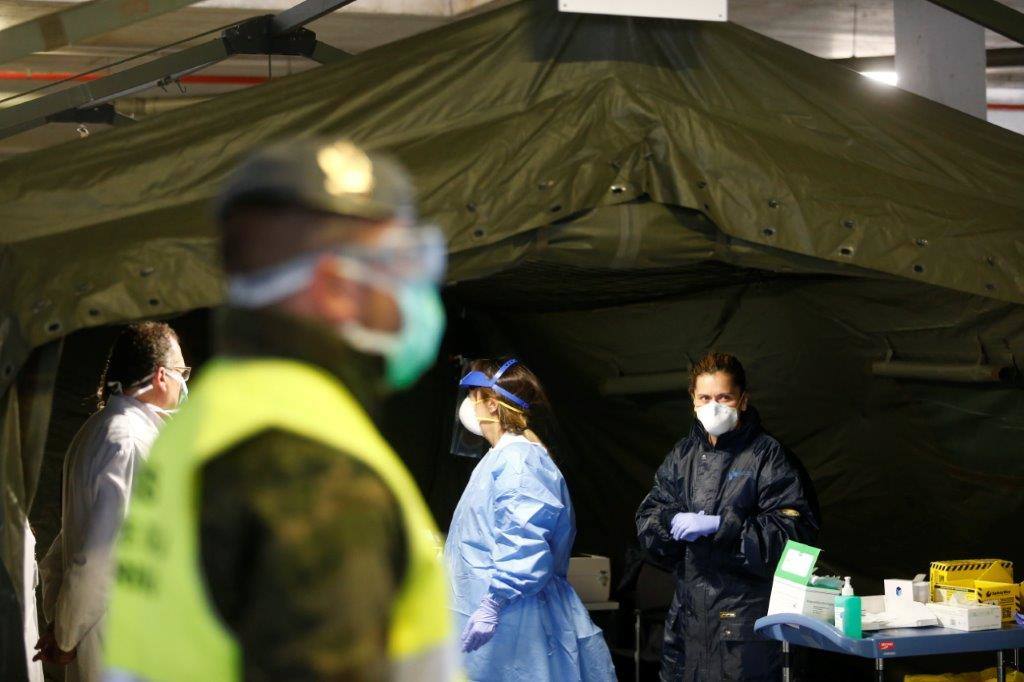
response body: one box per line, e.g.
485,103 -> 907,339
445,358 -> 616,682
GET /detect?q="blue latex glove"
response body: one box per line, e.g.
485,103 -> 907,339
461,596 -> 501,653
670,511 -> 721,542
1016,612 -> 1024,628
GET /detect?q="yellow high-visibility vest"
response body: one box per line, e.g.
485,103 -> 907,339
105,357 -> 458,681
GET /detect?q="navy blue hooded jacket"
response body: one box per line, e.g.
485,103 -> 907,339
636,406 -> 819,681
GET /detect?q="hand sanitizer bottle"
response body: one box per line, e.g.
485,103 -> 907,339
834,576 -> 862,639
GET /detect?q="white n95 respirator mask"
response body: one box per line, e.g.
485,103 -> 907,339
458,396 -> 502,437
458,396 -> 484,436
695,401 -> 739,437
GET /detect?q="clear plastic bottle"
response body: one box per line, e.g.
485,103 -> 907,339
834,576 -> 862,639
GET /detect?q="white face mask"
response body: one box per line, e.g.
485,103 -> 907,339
131,369 -> 188,416
165,369 -> 189,407
458,396 -> 484,436
695,401 -> 739,437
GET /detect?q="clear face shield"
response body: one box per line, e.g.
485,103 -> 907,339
449,358 -> 531,458
226,222 -> 447,308
226,222 -> 448,389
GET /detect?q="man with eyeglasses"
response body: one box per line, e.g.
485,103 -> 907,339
37,322 -> 187,682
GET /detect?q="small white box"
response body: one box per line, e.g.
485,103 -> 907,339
568,554 -> 611,603
884,575 -> 931,611
767,577 -> 841,623
926,602 -> 1002,632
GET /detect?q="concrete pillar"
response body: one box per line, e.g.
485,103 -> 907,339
893,0 -> 987,119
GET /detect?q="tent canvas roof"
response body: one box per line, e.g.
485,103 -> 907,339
2,1 -> 1023,384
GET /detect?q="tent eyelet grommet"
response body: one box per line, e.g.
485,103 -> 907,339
610,184 -> 626,194
465,202 -> 477,213
913,264 -> 925,274
46,321 -> 61,334
761,227 -> 776,237
839,246 -> 854,257
88,308 -> 101,318
148,298 -> 160,307
549,204 -> 562,213
472,228 -> 486,239
842,219 -> 855,229
768,199 -> 780,209
139,267 -> 155,277
697,181 -> 707,189
538,180 -> 555,190
915,238 -> 929,247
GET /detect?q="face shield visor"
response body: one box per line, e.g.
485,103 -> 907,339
449,358 -> 531,458
226,222 -> 446,309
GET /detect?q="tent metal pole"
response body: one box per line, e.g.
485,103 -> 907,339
272,0 -> 362,35
0,0 -> 209,67
833,46 -> 1024,71
871,361 -> 1013,384
923,0 -> 1024,45
0,0 -> 355,142
0,39 -> 229,140
310,41 -> 353,64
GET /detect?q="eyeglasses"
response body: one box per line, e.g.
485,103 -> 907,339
166,366 -> 192,381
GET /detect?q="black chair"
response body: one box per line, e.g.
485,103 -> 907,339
632,562 -> 677,682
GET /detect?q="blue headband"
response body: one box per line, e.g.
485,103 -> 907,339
459,358 -> 531,410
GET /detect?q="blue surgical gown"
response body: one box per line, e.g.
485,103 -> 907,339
444,433 -> 617,682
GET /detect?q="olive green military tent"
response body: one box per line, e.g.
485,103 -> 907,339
2,1 -> 1023,678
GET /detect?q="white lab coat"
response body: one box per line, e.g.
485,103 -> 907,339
38,395 -> 164,682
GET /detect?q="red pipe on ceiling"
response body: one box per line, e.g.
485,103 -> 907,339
0,70 -> 267,85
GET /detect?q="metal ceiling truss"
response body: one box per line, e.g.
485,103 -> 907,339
923,0 -> 1024,46
0,0 -> 357,140
0,0 -> 209,67
834,46 -> 1024,72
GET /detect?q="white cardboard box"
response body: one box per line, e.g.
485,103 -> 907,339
926,602 -> 1001,632
568,554 -> 611,603
767,577 -> 841,623
884,575 -> 930,611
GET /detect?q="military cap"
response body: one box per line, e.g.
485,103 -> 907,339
215,138 -> 415,223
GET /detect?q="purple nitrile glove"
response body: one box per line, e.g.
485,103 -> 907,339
670,511 -> 721,542
461,596 -> 501,653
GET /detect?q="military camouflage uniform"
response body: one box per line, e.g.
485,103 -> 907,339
198,306 -> 406,682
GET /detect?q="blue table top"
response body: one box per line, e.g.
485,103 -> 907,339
755,614 -> 1024,659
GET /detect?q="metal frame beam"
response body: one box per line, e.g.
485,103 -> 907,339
924,0 -> 1024,46
0,7 -> 352,141
833,46 -> 1024,72
310,41 -> 353,64
0,0 -> 209,67
0,39 -> 229,139
272,0 -> 361,35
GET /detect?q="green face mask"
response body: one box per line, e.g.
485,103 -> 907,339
384,281 -> 447,389
339,277 -> 447,390
224,241 -> 447,390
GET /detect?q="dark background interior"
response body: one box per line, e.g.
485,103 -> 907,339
29,264 -> 1024,680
